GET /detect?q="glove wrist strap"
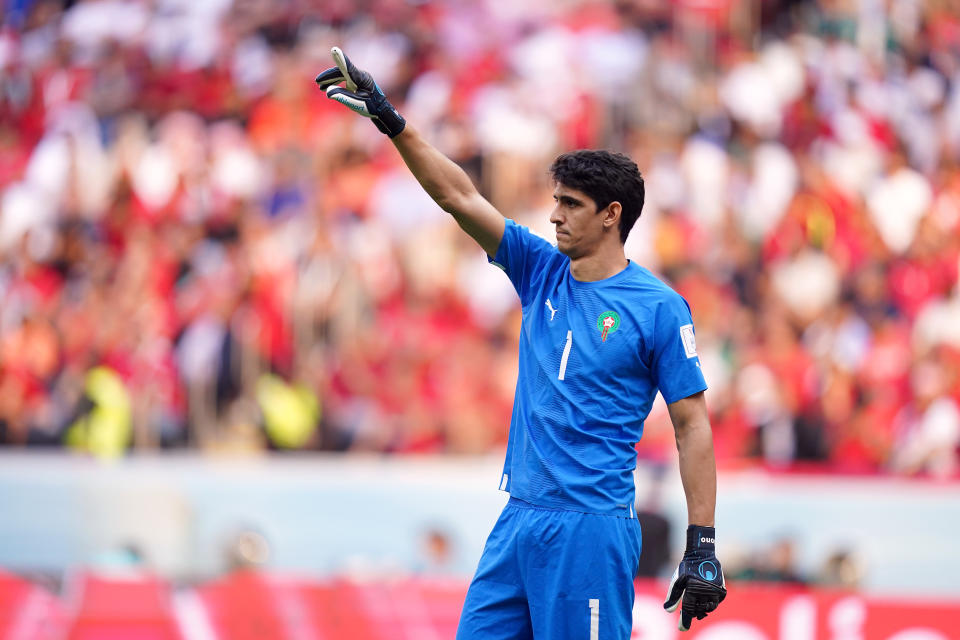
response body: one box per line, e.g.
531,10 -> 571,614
377,102 -> 406,138
685,525 -> 716,554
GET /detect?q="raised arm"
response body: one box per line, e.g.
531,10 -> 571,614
316,47 -> 504,257
391,127 -> 504,258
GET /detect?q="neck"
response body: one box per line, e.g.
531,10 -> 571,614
569,246 -> 629,282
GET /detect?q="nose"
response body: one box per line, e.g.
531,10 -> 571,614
549,205 -> 563,225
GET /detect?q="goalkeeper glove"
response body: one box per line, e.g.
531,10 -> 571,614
663,525 -> 727,632
315,47 -> 406,138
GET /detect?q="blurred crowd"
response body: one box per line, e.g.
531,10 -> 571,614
1,0 -> 958,476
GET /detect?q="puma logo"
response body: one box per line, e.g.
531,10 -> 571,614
545,299 -> 558,321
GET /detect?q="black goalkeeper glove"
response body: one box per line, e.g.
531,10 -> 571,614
663,525 -> 727,632
315,46 -> 406,138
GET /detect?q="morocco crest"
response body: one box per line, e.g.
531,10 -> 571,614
596,311 -> 621,342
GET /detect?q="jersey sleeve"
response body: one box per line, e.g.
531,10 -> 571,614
651,293 -> 708,404
488,218 -> 561,307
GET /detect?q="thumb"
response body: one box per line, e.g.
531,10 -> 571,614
663,566 -> 686,612
325,86 -> 373,118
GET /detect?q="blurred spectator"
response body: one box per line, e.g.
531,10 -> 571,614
889,352 -> 960,477
0,0 -> 958,478
416,526 -> 456,575
91,542 -> 148,577
817,547 -> 864,590
224,528 -> 271,573
734,536 -> 806,585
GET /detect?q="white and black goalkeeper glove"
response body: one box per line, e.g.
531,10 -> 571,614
314,47 -> 406,138
663,525 -> 727,632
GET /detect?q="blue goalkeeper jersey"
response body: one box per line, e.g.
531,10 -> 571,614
490,219 -> 708,516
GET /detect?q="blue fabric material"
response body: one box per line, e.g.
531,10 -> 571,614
457,497 -> 642,640
488,219 -> 707,516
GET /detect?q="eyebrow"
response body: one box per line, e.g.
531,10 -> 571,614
553,194 -> 585,206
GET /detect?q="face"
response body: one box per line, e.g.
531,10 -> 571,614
550,183 -> 618,258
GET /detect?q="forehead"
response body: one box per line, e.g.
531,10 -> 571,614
552,182 -> 594,203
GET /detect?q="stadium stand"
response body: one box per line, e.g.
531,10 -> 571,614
1,0 -> 958,475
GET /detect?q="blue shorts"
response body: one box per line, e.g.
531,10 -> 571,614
457,497 -> 643,640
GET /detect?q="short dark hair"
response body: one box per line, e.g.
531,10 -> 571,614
549,150 -> 645,244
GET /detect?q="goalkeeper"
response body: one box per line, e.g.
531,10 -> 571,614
316,49 -> 726,638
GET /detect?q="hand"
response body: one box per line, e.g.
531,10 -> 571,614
663,525 -> 727,631
315,46 -> 406,138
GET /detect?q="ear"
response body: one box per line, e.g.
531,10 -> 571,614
603,201 -> 622,232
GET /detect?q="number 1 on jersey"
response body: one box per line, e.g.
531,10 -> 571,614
588,598 -> 599,640
558,330 -> 572,380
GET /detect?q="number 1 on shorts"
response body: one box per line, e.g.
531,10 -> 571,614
588,598 -> 599,639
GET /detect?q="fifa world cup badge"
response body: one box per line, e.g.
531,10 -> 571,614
597,311 -> 621,342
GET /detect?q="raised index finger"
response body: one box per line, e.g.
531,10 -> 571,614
315,66 -> 345,89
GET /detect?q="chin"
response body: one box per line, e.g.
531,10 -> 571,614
555,241 -> 577,258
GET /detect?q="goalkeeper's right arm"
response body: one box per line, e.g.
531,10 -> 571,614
317,48 -> 505,258
391,126 -> 505,258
